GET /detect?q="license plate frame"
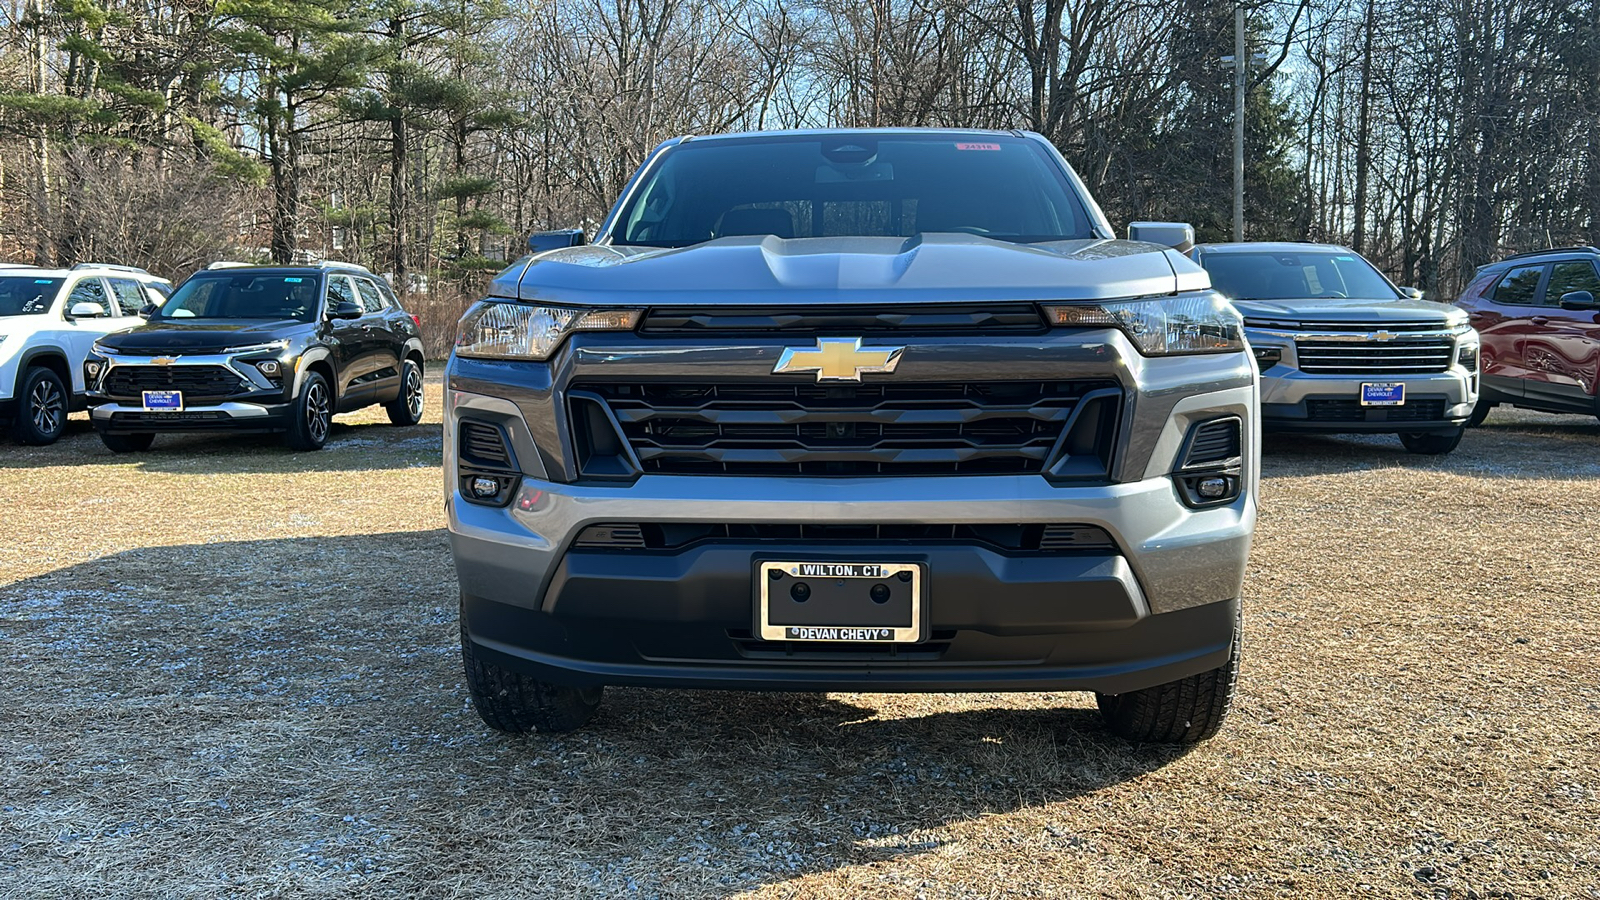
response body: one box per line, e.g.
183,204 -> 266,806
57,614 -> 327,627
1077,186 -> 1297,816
1360,382 -> 1405,406
757,561 -> 924,643
142,390 -> 184,412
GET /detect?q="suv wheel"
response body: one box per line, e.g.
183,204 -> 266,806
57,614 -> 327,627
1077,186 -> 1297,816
1399,428 -> 1464,455
386,359 -> 424,426
1096,613 -> 1239,744
11,366 -> 67,445
284,371 -> 332,451
461,613 -> 603,733
101,432 -> 155,453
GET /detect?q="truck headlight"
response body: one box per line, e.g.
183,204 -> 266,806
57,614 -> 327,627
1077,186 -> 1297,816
1043,291 -> 1245,356
1457,330 -> 1480,370
455,302 -> 642,361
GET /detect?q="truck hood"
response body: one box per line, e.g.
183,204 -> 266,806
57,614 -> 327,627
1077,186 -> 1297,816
95,319 -> 314,354
496,235 -> 1206,306
1230,296 -> 1467,325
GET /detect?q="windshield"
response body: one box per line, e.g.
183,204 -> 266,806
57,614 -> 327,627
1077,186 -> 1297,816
153,273 -> 321,321
0,276 -> 63,316
610,134 -> 1096,248
1199,250 -> 1399,301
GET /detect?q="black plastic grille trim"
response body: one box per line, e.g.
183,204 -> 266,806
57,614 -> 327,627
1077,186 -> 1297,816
640,305 -> 1047,334
1304,399 -> 1448,422
572,380 -> 1121,477
569,522 -> 1118,554
103,364 -> 246,399
459,420 -> 514,469
1183,417 -> 1242,467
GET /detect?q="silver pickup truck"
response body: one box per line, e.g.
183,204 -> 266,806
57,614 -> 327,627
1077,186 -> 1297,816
445,129 -> 1258,744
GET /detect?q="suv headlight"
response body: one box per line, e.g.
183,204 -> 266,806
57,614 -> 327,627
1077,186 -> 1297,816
1043,291 -> 1245,356
455,302 -> 642,361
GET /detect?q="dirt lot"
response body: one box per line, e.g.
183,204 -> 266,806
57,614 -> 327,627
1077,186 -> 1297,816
2,383 -> 1597,899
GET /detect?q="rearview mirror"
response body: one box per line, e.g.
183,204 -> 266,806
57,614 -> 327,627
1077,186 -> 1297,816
69,302 -> 105,319
527,229 -> 586,253
1399,287 -> 1425,300
1559,290 -> 1598,310
1127,222 -> 1195,252
330,300 -> 363,319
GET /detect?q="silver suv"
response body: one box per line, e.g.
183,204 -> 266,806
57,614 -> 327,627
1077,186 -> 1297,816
446,129 -> 1258,744
1193,243 -> 1479,454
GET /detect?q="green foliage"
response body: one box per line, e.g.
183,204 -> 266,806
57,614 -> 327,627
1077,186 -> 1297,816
0,92 -> 103,132
455,210 -> 508,233
184,116 -> 269,183
437,176 -> 496,200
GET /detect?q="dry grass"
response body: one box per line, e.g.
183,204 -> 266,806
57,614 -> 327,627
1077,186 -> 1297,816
1,387 -> 1597,899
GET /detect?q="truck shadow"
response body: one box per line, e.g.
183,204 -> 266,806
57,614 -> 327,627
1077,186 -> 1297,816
0,530 -> 1186,895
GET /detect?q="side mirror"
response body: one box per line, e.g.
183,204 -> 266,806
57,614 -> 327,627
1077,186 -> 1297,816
69,302 -> 106,319
1127,222 -> 1195,252
330,300 -> 363,319
1399,287 -> 1425,301
527,229 -> 586,253
1559,290 -> 1598,311
138,303 -> 157,318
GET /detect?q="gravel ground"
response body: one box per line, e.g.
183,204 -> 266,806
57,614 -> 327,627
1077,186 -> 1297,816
1,382 -> 1597,899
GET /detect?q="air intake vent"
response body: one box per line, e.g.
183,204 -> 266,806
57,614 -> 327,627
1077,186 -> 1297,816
459,420 -> 514,470
1182,417 -> 1241,468
1039,524 -> 1117,552
573,525 -> 647,549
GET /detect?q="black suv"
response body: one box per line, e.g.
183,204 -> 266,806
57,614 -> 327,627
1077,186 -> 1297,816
84,262 -> 426,451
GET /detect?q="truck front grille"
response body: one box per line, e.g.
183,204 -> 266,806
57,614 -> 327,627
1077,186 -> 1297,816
102,364 -> 247,399
572,522 -> 1118,553
1304,398 -> 1448,422
1294,339 -> 1455,374
570,380 -> 1121,478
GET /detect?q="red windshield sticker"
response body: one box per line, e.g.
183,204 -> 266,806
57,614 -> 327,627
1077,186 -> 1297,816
955,142 -> 1002,151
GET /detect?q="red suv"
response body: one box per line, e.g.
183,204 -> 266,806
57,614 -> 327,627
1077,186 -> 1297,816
1454,246 -> 1600,424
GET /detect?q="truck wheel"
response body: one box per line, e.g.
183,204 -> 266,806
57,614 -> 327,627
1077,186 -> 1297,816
101,432 -> 155,453
1467,398 -> 1495,427
1399,428 -> 1464,455
11,366 -> 67,445
385,359 -> 424,426
283,371 -> 332,451
461,617 -> 602,733
1096,616 -> 1239,744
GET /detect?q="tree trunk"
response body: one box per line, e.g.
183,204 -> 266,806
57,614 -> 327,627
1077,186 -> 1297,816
1351,0 -> 1375,253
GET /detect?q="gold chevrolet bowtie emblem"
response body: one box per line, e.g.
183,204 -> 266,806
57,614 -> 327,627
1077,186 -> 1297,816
151,356 -> 180,366
772,338 -> 904,382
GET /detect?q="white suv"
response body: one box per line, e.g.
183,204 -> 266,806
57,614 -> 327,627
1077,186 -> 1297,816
0,264 -> 173,444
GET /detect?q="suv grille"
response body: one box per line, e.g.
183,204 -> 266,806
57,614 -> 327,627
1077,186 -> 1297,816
1294,339 -> 1455,374
572,522 -> 1118,553
571,380 -> 1121,477
103,364 -> 246,399
641,305 -> 1046,334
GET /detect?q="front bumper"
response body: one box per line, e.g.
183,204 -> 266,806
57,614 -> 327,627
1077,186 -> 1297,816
89,400 -> 294,434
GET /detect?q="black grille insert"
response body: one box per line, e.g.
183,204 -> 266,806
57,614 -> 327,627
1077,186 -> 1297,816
1295,340 -> 1455,374
1305,399 -> 1448,422
459,420 -> 514,469
1183,417 -> 1242,467
569,522 -> 1118,554
103,364 -> 245,399
572,380 -> 1121,477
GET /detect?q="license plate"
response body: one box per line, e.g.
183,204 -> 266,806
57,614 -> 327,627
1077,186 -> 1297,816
758,561 -> 924,643
142,390 -> 183,411
1360,382 -> 1405,406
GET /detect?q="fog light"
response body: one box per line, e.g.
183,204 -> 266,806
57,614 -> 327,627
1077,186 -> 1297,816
1252,347 -> 1282,369
470,476 -> 500,499
84,360 -> 104,378
1196,477 -> 1229,499
256,359 -> 282,377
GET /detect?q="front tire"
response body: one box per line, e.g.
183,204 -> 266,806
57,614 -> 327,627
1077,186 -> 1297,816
461,616 -> 603,733
11,366 -> 67,445
284,371 -> 333,451
1096,613 -> 1239,744
1399,427 -> 1464,455
385,359 -> 424,426
1467,398 -> 1495,427
101,432 -> 155,453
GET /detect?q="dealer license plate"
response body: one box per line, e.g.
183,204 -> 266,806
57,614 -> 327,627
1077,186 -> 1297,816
142,390 -> 183,411
1360,382 -> 1405,406
757,561 -> 924,643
